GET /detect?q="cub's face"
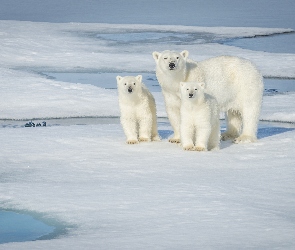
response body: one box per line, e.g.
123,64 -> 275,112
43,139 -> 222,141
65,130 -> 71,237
152,50 -> 189,72
116,75 -> 142,95
180,82 -> 205,100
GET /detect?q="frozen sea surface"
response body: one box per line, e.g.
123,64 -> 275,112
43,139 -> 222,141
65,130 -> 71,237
1,120 -> 295,249
225,32 -> 295,54
43,72 -> 295,95
1,0 -> 295,249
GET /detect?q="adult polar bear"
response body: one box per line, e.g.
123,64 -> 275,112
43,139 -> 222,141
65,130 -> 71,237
152,50 -> 264,143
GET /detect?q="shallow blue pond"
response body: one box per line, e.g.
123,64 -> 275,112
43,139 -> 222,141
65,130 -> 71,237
0,210 -> 55,244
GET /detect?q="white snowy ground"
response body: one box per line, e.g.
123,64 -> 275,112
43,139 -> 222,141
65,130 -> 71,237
1,20 -> 295,249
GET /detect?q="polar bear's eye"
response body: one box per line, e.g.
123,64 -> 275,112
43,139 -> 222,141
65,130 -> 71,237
176,57 -> 179,59
187,88 -> 189,91
164,57 -> 168,60
124,83 -> 127,85
195,88 -> 198,90
133,83 -> 136,85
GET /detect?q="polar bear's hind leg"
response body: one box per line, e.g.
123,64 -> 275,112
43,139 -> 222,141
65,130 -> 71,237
233,105 -> 259,143
221,109 -> 242,141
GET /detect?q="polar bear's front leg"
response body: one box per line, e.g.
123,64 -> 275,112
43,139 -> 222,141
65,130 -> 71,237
167,107 -> 181,143
181,123 -> 195,151
165,97 -> 181,143
138,115 -> 152,142
195,127 -> 211,151
208,121 -> 220,151
121,117 -> 138,144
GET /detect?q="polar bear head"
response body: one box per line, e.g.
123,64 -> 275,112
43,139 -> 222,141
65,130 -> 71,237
180,81 -> 205,101
116,75 -> 143,96
152,50 -> 189,73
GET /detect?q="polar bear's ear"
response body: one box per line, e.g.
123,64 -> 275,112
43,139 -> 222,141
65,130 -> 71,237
136,75 -> 142,82
180,50 -> 189,59
199,82 -> 205,89
152,51 -> 161,61
116,76 -> 122,82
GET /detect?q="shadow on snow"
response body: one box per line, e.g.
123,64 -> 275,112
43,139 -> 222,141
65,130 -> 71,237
257,126 -> 294,139
158,124 -> 295,143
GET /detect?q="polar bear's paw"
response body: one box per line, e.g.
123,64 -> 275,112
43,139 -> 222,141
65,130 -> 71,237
139,137 -> 150,142
126,139 -> 139,144
220,132 -> 238,141
233,135 -> 257,144
209,146 -> 220,151
183,144 -> 195,151
152,135 -> 161,141
194,146 -> 207,152
169,138 -> 181,143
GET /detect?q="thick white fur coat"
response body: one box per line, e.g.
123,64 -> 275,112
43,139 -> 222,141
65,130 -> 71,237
180,82 -> 220,151
117,75 -> 160,144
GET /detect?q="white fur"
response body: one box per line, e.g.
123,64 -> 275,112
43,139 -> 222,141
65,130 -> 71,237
180,82 -> 220,151
153,50 -> 264,143
117,75 -> 160,144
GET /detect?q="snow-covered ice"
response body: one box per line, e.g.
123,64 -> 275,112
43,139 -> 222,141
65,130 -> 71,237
1,0 -> 295,249
0,21 -> 294,120
1,121 -> 295,249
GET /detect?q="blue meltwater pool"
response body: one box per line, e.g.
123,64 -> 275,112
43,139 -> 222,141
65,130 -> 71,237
0,210 -> 60,244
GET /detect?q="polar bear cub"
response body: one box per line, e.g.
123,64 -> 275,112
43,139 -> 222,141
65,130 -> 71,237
180,82 -> 220,151
117,75 -> 160,144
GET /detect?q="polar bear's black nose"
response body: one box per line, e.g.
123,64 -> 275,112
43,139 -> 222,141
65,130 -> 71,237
128,87 -> 133,93
189,93 -> 193,98
169,62 -> 176,70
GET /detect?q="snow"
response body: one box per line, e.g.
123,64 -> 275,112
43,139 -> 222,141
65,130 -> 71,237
1,0 -> 295,249
1,122 -> 295,249
262,93 -> 295,123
